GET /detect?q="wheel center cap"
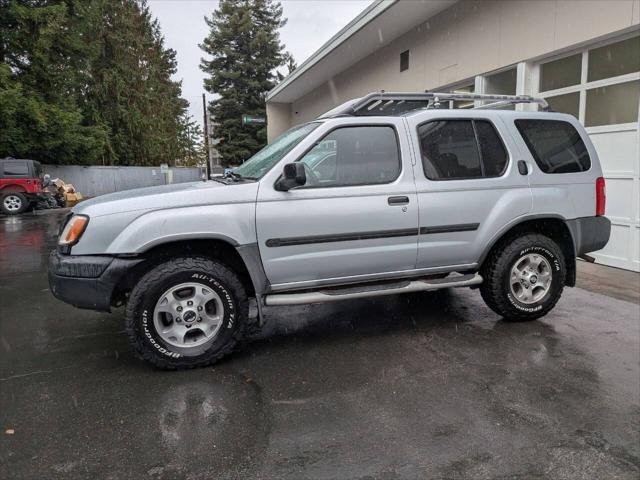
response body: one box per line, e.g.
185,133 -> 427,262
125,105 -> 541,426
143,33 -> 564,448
530,275 -> 538,285
183,310 -> 197,323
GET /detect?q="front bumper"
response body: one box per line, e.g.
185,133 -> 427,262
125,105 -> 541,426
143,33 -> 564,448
48,251 -> 142,312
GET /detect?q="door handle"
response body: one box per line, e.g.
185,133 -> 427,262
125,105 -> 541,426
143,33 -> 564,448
388,196 -> 409,205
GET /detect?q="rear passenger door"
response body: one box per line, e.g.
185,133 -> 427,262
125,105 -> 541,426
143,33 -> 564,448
256,118 -> 419,289
406,112 -> 531,269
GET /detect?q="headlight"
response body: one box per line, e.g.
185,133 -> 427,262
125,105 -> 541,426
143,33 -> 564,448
58,215 -> 89,246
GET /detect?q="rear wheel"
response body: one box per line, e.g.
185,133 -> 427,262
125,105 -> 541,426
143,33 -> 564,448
125,256 -> 249,369
1,193 -> 28,215
480,234 -> 566,321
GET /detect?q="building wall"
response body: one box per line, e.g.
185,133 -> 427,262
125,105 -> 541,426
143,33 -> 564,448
266,102 -> 292,142
272,0 -> 639,131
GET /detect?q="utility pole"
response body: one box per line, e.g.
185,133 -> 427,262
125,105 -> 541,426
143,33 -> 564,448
202,93 -> 211,179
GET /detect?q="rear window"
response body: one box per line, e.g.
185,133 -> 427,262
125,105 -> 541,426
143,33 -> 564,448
2,161 -> 29,176
515,119 -> 591,173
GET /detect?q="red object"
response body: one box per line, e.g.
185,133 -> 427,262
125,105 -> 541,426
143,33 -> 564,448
0,177 -> 43,194
595,176 -> 606,216
0,159 -> 44,196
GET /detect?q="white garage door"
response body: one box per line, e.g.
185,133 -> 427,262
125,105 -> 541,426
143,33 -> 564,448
535,33 -> 640,272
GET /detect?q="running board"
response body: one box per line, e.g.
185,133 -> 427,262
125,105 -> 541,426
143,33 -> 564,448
264,273 -> 483,306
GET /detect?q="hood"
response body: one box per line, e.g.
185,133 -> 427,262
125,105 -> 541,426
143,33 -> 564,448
74,181 -> 259,217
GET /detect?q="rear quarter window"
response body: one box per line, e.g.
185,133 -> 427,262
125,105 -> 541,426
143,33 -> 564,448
2,161 -> 29,176
514,119 -> 591,173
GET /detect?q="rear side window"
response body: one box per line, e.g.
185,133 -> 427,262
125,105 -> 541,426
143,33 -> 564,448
298,126 -> 400,187
417,120 -> 508,180
515,119 -> 591,173
2,161 -> 29,176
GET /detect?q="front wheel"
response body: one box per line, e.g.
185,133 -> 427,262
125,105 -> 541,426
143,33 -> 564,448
480,234 -> 566,321
125,256 -> 249,369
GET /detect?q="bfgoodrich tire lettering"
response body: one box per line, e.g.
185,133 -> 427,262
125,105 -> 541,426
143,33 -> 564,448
480,234 -> 566,321
125,257 -> 248,369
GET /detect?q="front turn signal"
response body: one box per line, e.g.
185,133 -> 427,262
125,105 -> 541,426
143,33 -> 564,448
58,215 -> 89,246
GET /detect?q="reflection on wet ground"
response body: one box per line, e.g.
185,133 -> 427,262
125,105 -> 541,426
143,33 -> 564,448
0,209 -> 639,479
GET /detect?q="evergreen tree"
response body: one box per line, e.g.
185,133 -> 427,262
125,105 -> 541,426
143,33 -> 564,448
200,0 -> 289,166
85,0 -> 191,166
0,0 -> 200,166
176,112 -> 206,166
0,0 -> 109,164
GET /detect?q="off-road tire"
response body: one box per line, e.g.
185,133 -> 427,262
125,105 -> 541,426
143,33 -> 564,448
1,192 -> 28,215
125,256 -> 249,369
480,233 -> 565,321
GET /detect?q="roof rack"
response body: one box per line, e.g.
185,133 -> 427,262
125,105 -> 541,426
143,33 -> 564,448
321,91 -> 549,118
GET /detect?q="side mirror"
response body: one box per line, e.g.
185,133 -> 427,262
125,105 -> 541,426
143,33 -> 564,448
275,163 -> 306,191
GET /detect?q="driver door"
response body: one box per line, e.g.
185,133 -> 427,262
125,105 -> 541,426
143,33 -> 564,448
256,118 -> 419,290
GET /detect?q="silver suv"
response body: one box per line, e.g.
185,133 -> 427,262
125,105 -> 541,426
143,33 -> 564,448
49,92 -> 611,369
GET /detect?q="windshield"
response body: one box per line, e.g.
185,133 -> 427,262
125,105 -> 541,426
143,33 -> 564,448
232,122 -> 319,179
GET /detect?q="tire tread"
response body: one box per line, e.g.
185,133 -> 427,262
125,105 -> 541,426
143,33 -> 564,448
480,233 -> 565,321
125,256 -> 248,370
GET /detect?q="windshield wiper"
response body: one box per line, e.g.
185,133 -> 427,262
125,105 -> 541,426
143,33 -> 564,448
223,171 -> 256,182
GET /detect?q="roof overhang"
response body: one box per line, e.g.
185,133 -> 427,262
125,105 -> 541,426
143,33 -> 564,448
267,0 -> 457,103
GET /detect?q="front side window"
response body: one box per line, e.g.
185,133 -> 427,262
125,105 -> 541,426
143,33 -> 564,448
417,120 -> 508,180
515,119 -> 591,173
297,126 -> 400,187
233,122 -> 319,179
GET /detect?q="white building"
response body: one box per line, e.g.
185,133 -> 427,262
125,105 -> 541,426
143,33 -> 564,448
266,0 -> 640,271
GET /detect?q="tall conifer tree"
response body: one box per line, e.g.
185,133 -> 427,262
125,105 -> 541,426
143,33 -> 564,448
200,0 -> 290,166
0,0 -> 199,166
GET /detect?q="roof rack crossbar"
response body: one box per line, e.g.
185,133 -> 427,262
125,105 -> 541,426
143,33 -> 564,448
330,91 -> 549,117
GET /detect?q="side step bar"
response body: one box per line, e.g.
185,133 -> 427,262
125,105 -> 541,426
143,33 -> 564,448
264,273 -> 483,306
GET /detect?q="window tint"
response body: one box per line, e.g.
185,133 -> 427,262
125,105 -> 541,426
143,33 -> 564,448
33,161 -> 42,178
417,120 -> 507,180
3,162 -> 28,176
475,121 -> 508,176
515,120 -> 591,173
298,126 -> 400,187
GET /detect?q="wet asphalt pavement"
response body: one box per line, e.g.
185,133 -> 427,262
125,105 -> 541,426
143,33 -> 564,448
0,209 -> 639,480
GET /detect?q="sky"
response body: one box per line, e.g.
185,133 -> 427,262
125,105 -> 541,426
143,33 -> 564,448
147,0 -> 372,124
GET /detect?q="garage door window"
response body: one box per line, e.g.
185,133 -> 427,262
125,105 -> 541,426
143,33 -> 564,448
587,36 -> 640,82
537,34 -> 640,127
418,120 -> 508,180
298,126 -> 400,187
540,54 -> 582,92
585,81 -> 640,127
515,119 -> 591,173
